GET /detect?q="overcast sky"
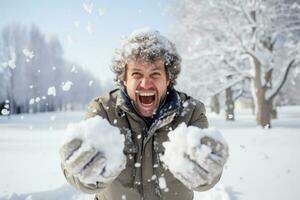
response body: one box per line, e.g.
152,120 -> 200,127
0,0 -> 174,83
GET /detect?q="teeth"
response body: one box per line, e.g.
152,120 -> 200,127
138,92 -> 155,96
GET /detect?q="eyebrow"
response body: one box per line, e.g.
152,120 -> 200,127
130,68 -> 142,72
130,66 -> 162,71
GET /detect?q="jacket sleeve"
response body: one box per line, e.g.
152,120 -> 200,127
61,97 -> 110,194
188,100 -> 208,129
188,100 -> 223,191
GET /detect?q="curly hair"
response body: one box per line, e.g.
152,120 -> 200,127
111,28 -> 181,87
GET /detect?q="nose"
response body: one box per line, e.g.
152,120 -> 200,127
140,77 -> 153,90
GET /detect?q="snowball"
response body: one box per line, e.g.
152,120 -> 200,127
65,116 -> 126,183
161,123 -> 227,189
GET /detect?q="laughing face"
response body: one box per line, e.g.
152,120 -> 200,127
123,59 -> 170,117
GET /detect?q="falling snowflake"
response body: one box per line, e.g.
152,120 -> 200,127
62,81 -> 73,91
48,86 -> 56,96
71,65 -> 78,73
8,59 -> 16,69
121,195 -> 126,200
22,49 -> 35,61
158,177 -> 167,189
83,2 -> 93,14
29,98 -> 35,105
1,109 -> 9,115
87,22 -> 93,34
134,163 -> 141,168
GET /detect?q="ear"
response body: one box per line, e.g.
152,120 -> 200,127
123,80 -> 127,87
167,79 -> 170,87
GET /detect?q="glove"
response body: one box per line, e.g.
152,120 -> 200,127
60,137 -> 126,185
183,135 -> 229,188
161,124 -> 229,189
60,116 -> 126,185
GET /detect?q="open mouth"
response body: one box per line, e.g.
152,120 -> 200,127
136,91 -> 156,107
135,90 -> 158,116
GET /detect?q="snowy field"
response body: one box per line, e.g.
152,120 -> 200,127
0,106 -> 300,200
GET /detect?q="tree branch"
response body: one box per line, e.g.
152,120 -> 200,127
267,59 -> 295,101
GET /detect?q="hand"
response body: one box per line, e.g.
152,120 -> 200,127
183,135 -> 229,187
60,138 -> 126,185
161,125 -> 229,189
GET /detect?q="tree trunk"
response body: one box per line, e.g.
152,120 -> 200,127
210,94 -> 220,114
225,87 -> 235,120
270,99 -> 277,119
255,85 -> 272,128
9,68 -> 15,115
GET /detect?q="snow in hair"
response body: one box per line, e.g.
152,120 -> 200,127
111,27 -> 181,86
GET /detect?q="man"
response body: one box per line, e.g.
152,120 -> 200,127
60,28 -> 229,200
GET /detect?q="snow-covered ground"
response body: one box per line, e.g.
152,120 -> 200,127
0,106 -> 299,200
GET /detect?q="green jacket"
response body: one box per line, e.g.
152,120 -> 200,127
62,88 -> 221,200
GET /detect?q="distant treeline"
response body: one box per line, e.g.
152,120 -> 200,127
0,24 -> 106,115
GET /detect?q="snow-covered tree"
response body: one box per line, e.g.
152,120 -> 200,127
0,23 -> 103,114
171,0 -> 300,127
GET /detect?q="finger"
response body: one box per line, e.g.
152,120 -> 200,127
60,138 -> 82,162
187,154 -> 223,185
80,152 -> 107,180
208,154 -> 228,166
184,154 -> 209,183
201,155 -> 223,173
175,164 -> 209,189
201,136 -> 228,156
65,146 -> 98,174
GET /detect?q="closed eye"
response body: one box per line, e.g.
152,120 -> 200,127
151,72 -> 161,79
132,72 -> 142,79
